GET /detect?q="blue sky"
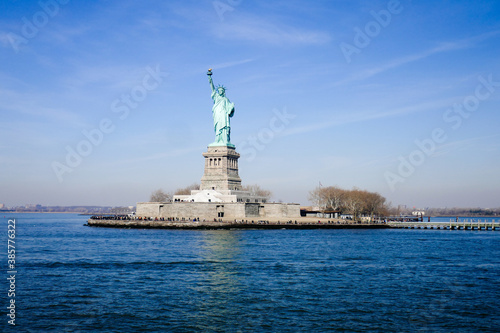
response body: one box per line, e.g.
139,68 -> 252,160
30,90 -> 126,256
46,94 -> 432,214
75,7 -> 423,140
1,0 -> 500,208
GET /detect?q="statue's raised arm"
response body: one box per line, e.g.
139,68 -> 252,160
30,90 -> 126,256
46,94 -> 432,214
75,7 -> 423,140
207,68 -> 215,93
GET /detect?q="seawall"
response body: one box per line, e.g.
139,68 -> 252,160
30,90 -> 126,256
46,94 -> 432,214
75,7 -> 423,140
86,218 -> 390,230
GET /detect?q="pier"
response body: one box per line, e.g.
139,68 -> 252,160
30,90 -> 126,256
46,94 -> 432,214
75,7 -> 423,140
388,219 -> 499,231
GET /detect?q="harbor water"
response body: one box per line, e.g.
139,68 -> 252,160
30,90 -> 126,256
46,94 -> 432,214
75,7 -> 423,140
2,213 -> 499,332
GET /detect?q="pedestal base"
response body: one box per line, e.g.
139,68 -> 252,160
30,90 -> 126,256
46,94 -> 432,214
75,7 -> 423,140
200,145 -> 242,191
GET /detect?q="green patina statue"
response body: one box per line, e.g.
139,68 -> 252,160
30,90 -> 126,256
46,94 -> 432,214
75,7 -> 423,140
207,69 -> 235,147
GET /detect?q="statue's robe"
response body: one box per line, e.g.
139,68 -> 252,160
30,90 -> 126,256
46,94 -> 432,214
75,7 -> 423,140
211,90 -> 234,145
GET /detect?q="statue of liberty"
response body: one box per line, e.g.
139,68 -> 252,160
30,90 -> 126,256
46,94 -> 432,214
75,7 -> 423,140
207,69 -> 235,147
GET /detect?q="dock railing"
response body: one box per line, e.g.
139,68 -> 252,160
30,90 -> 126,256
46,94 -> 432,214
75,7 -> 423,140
388,219 -> 499,231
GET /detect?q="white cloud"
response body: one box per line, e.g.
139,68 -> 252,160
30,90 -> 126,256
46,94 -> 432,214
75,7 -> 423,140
211,58 -> 255,70
281,97 -> 455,137
0,88 -> 85,127
336,30 -> 500,85
211,15 -> 331,45
433,134 -> 500,158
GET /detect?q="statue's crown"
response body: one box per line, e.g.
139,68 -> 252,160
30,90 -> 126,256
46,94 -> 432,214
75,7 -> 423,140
216,84 -> 227,90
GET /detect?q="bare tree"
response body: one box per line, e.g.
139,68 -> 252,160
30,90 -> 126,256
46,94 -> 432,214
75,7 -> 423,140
362,191 -> 386,218
308,186 -> 323,208
174,183 -> 200,195
308,186 -> 346,212
323,186 -> 347,212
150,189 -> 171,202
309,185 -> 393,220
242,184 -> 272,200
344,189 -> 365,221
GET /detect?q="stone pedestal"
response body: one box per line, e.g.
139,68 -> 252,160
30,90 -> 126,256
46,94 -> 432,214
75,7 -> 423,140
200,145 -> 242,191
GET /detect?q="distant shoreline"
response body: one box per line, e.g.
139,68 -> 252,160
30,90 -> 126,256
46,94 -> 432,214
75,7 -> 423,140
433,215 -> 499,218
